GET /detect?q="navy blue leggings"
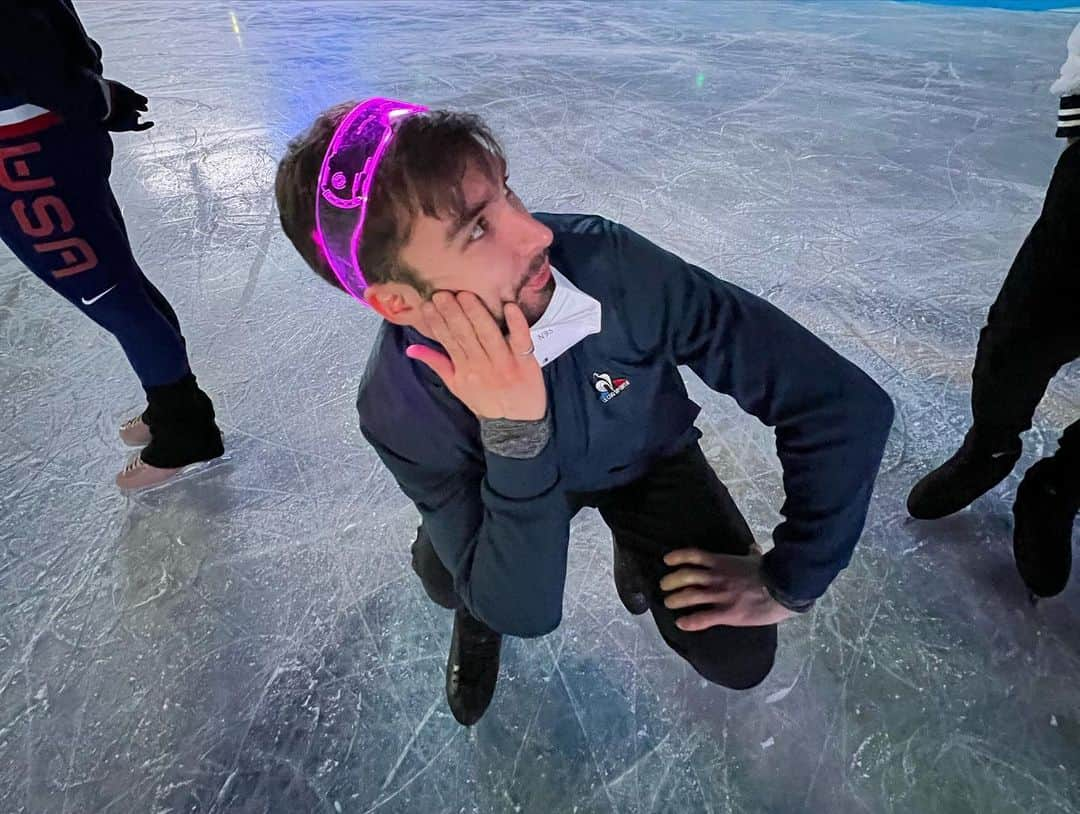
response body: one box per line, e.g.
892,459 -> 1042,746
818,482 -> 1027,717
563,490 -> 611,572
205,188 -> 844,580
0,119 -> 190,389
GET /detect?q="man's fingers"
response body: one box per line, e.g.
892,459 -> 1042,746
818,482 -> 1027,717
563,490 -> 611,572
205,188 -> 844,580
503,302 -> 534,356
458,292 -> 512,368
663,548 -> 717,569
434,291 -> 488,363
405,344 -> 455,384
423,298 -> 467,363
675,608 -> 733,632
664,587 -> 730,610
659,566 -> 719,593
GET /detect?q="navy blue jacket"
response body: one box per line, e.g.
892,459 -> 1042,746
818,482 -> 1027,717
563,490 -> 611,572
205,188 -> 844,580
0,1 -> 108,121
357,214 -> 894,636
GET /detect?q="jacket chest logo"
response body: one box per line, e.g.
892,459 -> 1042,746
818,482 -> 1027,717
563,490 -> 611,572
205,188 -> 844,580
592,371 -> 629,403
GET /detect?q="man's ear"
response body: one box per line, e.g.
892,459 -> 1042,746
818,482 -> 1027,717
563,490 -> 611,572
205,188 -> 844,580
364,282 -> 422,325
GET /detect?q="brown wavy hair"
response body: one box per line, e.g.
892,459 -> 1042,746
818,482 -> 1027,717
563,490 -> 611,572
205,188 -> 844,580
275,103 -> 506,299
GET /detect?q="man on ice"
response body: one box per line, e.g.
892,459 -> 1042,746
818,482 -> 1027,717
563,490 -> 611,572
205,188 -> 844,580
275,99 -> 894,725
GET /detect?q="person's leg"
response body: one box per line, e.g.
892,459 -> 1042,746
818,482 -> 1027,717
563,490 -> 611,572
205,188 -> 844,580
411,526 -> 462,610
967,147 -> 1080,561
0,121 -> 221,479
0,123 -> 190,387
909,142 -> 1080,519
974,141 -> 1080,441
969,264 -> 1079,445
103,189 -> 185,339
410,526 -> 501,727
592,444 -> 777,690
114,194 -> 185,449
140,275 -> 184,337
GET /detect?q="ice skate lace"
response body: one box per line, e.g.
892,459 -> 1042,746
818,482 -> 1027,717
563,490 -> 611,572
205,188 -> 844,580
121,416 -> 144,431
122,455 -> 145,475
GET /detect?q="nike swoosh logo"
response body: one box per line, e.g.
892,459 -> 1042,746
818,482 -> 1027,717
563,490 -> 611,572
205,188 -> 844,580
81,284 -> 117,306
990,451 -> 1012,459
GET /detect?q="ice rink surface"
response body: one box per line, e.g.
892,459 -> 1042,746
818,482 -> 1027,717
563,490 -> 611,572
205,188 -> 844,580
1,1 -> 1078,811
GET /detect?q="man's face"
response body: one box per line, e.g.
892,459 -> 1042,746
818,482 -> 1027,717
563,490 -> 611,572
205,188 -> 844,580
397,159 -> 556,327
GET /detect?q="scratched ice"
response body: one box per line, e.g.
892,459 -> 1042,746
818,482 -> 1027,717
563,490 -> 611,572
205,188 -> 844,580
1,2 -> 1078,812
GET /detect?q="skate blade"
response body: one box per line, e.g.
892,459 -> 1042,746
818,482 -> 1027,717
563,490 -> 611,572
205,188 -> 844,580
123,452 -> 232,495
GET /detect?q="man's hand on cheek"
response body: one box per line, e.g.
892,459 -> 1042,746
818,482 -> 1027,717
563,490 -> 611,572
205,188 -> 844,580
660,547 -> 796,629
406,291 -> 547,421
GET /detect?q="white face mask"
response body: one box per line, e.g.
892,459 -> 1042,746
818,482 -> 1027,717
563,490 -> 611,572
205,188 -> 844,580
529,266 -> 603,368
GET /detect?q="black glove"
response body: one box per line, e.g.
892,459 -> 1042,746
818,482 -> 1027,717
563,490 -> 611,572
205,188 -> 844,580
103,80 -> 154,132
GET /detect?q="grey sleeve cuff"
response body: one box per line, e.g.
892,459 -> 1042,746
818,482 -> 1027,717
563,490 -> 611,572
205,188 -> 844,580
480,410 -> 552,459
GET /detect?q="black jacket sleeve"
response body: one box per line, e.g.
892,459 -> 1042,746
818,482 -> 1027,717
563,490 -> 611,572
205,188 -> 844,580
0,1 -> 109,123
360,427 -> 573,638
606,220 -> 894,604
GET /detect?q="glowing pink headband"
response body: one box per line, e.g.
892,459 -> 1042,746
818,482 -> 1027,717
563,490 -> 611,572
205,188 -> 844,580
314,97 -> 428,302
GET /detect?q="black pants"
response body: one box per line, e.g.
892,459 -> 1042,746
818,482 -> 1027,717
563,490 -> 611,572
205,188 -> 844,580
411,442 -> 777,691
969,141 -> 1080,489
0,119 -> 191,389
